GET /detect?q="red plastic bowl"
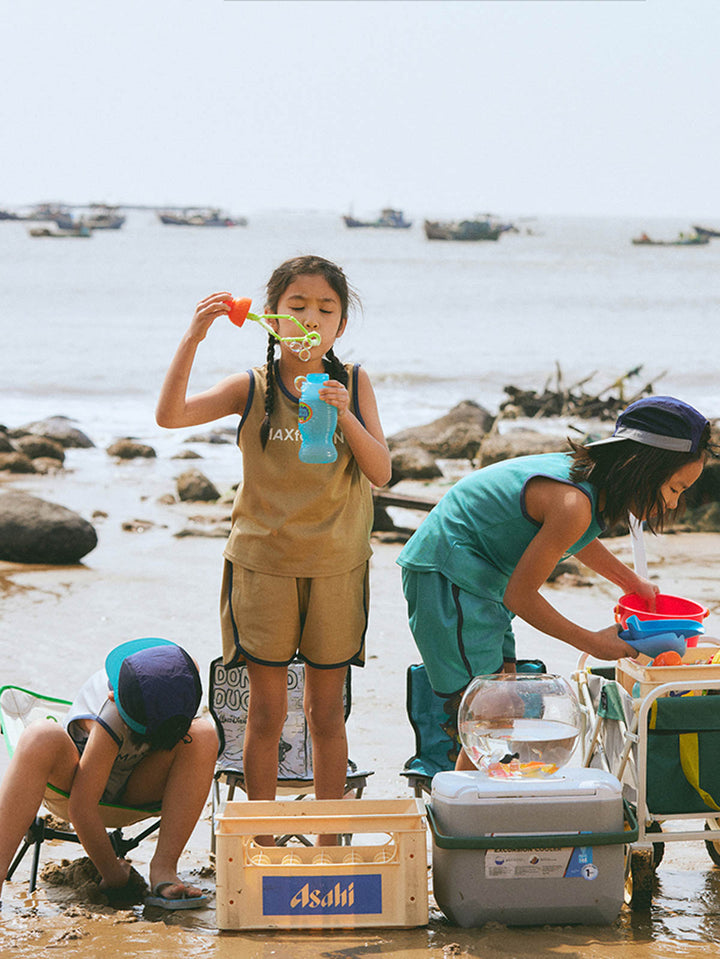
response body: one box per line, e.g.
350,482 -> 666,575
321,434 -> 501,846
615,592 -> 708,647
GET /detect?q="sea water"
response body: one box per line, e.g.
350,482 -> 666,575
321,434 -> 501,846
459,717 -> 580,770
1,209 -> 719,475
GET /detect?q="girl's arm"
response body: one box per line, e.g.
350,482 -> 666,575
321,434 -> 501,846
320,368 -> 392,487
503,480 -> 635,660
156,292 -> 250,428
66,723 -> 131,888
574,538 -> 659,606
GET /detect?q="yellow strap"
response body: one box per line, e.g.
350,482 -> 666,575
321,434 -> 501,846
649,701 -> 658,729
679,732 -> 720,811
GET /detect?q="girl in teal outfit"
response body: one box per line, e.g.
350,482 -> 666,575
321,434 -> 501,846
398,396 -> 712,769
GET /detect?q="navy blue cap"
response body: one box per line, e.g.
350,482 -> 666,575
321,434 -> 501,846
105,638 -> 201,737
587,396 -> 709,454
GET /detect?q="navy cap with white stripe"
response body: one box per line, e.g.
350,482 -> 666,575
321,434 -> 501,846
587,396 -> 709,454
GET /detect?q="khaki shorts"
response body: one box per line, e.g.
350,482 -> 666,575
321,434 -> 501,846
220,560 -> 369,668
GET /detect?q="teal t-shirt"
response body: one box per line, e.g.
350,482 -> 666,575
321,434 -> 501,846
397,452 -> 603,601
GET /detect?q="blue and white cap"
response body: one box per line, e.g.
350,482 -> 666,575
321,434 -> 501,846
587,396 -> 709,454
105,638 -> 201,738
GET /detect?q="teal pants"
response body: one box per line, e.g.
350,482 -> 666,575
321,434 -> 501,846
401,567 -> 515,697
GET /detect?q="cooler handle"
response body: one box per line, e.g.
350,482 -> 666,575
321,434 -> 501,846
426,800 -> 638,850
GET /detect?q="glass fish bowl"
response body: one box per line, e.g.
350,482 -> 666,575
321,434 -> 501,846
457,673 -> 582,778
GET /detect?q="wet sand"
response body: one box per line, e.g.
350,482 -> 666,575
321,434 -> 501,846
2,458 -> 720,957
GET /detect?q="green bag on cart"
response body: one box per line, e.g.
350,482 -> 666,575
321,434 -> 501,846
646,695 -> 720,814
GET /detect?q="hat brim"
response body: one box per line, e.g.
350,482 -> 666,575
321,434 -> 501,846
585,426 -> 695,453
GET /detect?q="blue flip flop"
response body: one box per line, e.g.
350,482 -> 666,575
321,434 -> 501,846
145,882 -> 209,910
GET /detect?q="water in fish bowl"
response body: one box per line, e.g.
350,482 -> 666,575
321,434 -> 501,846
457,674 -> 581,778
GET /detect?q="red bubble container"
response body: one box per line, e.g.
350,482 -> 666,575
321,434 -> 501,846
615,593 -> 709,647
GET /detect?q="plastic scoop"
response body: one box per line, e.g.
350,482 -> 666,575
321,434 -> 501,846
618,615 -> 704,658
225,297 -> 321,361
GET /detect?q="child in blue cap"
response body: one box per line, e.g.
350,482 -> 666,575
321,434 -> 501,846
398,396 -> 713,769
0,638 -> 218,908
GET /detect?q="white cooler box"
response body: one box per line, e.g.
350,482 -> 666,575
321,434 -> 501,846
429,767 -> 631,927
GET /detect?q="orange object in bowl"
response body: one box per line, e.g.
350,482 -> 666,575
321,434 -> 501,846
615,592 -> 708,647
652,651 -> 684,667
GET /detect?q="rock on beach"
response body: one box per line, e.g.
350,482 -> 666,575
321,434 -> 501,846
0,490 -> 98,564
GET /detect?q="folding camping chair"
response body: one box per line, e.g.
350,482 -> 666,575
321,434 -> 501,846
401,660 -> 547,797
209,657 -> 373,847
0,685 -> 162,893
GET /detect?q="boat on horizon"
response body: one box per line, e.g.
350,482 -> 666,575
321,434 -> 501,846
28,222 -> 92,238
424,215 -> 507,241
632,231 -> 709,247
82,205 -> 125,230
157,207 -> 247,227
692,224 -> 720,239
19,203 -> 125,231
343,208 -> 412,229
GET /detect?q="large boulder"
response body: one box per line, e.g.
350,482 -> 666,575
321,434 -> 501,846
388,400 -> 495,455
477,429 -> 569,467
0,491 -> 98,563
387,400 -> 494,484
390,447 -> 443,484
18,416 -> 94,449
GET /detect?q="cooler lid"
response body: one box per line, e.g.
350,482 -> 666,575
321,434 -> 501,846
431,767 -> 622,803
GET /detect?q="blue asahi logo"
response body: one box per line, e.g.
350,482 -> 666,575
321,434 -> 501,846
262,874 -> 382,915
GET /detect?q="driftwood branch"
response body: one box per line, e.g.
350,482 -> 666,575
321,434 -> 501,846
500,366 -> 664,420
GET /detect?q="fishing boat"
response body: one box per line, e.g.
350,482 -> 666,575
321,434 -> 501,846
631,232 -> 709,247
28,223 -> 92,238
83,205 -> 125,230
24,204 -> 76,229
342,208 -> 412,229
424,216 -> 504,241
157,207 -> 247,227
692,225 -> 720,239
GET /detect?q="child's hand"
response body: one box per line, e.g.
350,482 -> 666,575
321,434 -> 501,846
99,856 -> 133,890
319,380 -> 350,418
189,292 -> 233,342
588,625 -> 637,660
630,575 -> 660,611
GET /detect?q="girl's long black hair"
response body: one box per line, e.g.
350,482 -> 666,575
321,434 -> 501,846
568,422 -> 712,532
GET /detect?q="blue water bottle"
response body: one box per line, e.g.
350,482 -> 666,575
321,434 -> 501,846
294,373 -> 338,464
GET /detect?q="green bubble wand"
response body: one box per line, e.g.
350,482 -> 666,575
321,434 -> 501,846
226,297 -> 321,362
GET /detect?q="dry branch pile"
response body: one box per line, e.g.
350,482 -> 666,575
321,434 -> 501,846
499,365 -> 666,420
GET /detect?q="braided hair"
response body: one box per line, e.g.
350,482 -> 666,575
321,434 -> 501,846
259,256 -> 358,449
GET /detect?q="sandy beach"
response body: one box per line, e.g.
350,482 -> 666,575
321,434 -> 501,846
2,455 -> 720,957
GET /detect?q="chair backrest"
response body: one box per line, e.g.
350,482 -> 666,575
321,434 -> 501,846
0,685 -> 71,758
403,660 -> 547,780
209,657 -> 352,783
0,684 -> 161,828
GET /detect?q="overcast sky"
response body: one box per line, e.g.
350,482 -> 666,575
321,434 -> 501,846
3,0 -> 719,218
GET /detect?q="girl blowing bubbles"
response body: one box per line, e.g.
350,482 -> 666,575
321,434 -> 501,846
156,256 -> 391,825
397,396 -> 712,770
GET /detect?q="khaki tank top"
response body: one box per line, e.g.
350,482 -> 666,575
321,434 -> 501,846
223,362 -> 373,577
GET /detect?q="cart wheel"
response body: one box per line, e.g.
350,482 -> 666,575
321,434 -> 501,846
704,819 -> 720,867
625,847 -> 654,910
647,821 -> 665,867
